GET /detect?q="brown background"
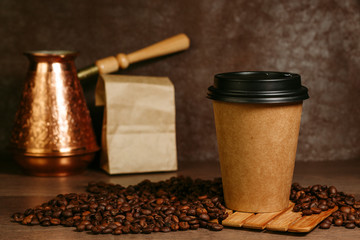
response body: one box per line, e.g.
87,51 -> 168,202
1,0 -> 359,164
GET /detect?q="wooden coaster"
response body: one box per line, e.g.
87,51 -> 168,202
222,202 -> 338,233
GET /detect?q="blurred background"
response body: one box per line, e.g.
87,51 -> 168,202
1,0 -> 359,164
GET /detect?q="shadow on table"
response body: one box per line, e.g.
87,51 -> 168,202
0,151 -> 23,175
225,226 -> 310,236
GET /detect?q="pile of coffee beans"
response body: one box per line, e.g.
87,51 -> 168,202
290,183 -> 360,229
12,177 -> 228,235
11,178 -> 360,234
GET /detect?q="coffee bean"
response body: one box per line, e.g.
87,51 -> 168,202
52,210 -> 62,218
317,192 -> 328,199
310,207 -> 322,214
76,224 -> 86,232
39,216 -> 50,222
141,209 -> 152,215
318,204 -> 329,211
24,208 -> 33,216
122,225 -> 131,234
108,223 -> 118,230
300,196 -> 311,203
353,204 -> 360,209
205,202 -> 214,208
198,195 -> 208,200
190,224 -> 200,230
207,207 -> 219,213
86,224 -> 93,230
179,222 -> 190,230
301,202 -> 310,209
341,206 -> 351,214
171,215 -> 179,223
199,220 -> 208,228
345,223 -> 356,229
156,198 -> 164,205
302,209 -> 313,215
219,212 -> 228,221
12,213 -> 24,222
170,223 -> 179,231
187,208 -> 196,216
309,202 -> 318,209
22,214 -> 34,225
310,185 -> 320,192
98,223 -> 107,230
208,213 -> 218,219
319,222 -> 331,229
114,227 -> 122,235
347,214 -> 356,222
325,216 -> 334,223
160,226 -> 171,232
293,204 -> 301,212
334,218 -> 343,226
196,207 -> 207,215
142,227 -> 153,234
199,213 -> 210,221
328,186 -> 337,196
62,210 -> 72,218
50,218 -> 60,225
327,201 -> 336,208
354,219 -> 360,227
126,214 -> 134,222
80,220 -> 91,226
179,215 -> 191,222
41,220 -> 51,227
30,218 -> 40,225
210,223 -> 224,231
189,219 -> 199,225
121,205 -> 131,212
102,228 -> 113,234
345,198 -> 355,206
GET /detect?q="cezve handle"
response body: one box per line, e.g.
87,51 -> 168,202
77,33 -> 190,80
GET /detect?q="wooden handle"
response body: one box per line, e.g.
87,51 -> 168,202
96,33 -> 190,74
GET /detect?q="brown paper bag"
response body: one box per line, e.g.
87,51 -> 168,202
95,74 -> 177,174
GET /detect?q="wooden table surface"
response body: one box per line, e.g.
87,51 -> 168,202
1,153 -> 359,240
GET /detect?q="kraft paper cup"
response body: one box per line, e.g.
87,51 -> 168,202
207,71 -> 309,213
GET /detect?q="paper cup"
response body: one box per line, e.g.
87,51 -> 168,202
208,72 -> 309,213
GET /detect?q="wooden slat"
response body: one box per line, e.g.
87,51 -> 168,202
266,207 -> 302,231
287,206 -> 338,233
222,211 -> 254,227
242,203 -> 294,230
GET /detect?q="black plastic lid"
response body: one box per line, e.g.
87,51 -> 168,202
207,71 -> 309,103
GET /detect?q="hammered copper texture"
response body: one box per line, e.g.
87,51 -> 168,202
1,0 -> 360,163
10,52 -> 99,156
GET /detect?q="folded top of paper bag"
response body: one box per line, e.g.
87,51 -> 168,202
96,74 -> 175,106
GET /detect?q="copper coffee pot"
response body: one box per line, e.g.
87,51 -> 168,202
9,34 -> 190,176
9,51 -> 99,176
